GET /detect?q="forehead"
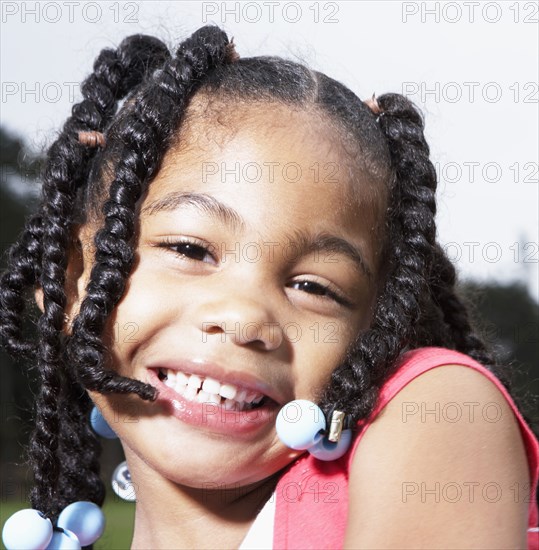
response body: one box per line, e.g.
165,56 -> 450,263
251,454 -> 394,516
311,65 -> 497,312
162,96 -> 382,198
166,95 -> 354,175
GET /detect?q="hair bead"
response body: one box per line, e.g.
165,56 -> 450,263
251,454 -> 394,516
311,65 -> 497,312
276,400 -> 326,450
89,405 -> 118,439
1,509 -> 53,550
46,528 -> 81,550
56,501 -> 105,547
111,461 -> 136,502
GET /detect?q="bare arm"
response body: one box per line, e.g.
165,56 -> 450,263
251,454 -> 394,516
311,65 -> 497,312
344,364 -> 530,549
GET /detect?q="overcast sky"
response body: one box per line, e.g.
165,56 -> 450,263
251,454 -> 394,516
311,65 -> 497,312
1,1 -> 538,300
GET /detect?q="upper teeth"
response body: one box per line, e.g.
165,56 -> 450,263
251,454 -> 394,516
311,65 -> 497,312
159,369 -> 265,410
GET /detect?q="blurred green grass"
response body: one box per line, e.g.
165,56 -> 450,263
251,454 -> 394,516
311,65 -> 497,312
0,496 -> 135,550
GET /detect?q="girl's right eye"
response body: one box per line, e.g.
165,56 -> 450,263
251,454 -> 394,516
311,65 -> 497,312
157,238 -> 216,264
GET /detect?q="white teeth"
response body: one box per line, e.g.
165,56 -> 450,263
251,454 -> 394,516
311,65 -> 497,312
207,393 -> 221,405
197,391 -> 221,405
224,398 -> 238,411
187,374 -> 202,389
219,383 -> 237,400
175,371 -> 188,386
197,390 -> 209,403
159,369 -> 266,408
202,377 -> 220,394
245,391 -> 257,402
184,386 -> 198,401
236,389 -> 247,402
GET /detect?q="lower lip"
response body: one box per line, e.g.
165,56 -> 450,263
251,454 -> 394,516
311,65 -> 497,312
147,369 -> 279,435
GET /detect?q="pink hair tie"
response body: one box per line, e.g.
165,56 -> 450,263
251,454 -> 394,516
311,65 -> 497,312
77,131 -> 106,148
224,36 -> 240,63
363,93 -> 382,116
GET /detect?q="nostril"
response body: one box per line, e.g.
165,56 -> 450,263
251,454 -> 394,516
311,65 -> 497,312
199,318 -> 283,351
201,323 -> 224,335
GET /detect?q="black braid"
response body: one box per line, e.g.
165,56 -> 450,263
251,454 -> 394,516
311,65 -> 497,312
0,34 -> 170,522
66,26 -> 233,400
0,213 -> 43,358
319,93 -> 497,424
52,37 -> 172,521
429,244 -> 494,363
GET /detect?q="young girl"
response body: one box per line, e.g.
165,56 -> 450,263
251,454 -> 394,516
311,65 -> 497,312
1,24 -> 537,549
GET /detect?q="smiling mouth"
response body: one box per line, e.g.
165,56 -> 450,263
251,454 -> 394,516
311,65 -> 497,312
156,368 -> 270,412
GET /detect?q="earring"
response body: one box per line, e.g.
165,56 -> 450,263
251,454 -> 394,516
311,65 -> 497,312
275,400 -> 352,461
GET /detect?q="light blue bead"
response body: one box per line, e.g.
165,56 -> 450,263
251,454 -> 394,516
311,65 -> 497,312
1,508 -> 53,550
56,501 -> 105,547
90,405 -> 117,439
308,429 -> 353,461
275,400 -> 326,450
45,529 -> 81,550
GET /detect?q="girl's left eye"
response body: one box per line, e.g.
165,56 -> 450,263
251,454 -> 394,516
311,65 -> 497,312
157,239 -> 216,264
288,280 -> 353,307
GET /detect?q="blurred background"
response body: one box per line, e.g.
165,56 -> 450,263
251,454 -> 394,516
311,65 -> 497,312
1,1 -> 538,548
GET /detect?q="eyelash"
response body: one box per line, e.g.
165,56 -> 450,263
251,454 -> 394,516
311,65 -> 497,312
156,238 -> 353,307
158,237 -> 216,264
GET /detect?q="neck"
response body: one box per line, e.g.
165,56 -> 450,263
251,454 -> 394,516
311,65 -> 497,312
127,452 -> 279,549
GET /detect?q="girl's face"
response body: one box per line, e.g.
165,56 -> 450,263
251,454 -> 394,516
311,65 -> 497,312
82,98 -> 384,490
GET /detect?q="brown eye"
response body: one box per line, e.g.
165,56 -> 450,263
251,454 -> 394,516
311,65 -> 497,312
292,280 -> 331,296
288,280 -> 353,307
171,242 -> 208,261
158,239 -> 216,264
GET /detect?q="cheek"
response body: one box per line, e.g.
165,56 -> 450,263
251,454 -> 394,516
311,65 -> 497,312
102,258 -> 184,373
292,321 -> 360,400
86,389 -> 145,444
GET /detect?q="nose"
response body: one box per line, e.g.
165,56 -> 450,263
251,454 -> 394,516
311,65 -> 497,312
196,293 -> 284,351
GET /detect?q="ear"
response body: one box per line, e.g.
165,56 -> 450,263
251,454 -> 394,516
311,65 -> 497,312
33,225 -> 94,332
34,286 -> 44,313
66,224 -> 97,328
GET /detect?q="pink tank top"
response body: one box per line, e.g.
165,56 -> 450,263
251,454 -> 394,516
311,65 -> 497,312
273,347 -> 539,549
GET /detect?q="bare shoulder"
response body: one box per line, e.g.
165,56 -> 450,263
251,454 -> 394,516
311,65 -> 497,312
344,364 -> 530,549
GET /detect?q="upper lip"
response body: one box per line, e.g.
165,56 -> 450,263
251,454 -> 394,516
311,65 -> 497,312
147,359 -> 287,405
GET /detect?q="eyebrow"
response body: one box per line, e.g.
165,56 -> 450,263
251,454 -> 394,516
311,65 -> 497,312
141,191 -> 372,279
292,230 -> 373,280
142,191 -> 246,233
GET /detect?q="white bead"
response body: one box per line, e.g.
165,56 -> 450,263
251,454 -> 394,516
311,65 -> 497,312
275,400 -> 326,450
308,429 -> 352,461
57,501 -> 105,547
1,509 -> 53,550
45,529 -> 81,550
111,461 -> 136,502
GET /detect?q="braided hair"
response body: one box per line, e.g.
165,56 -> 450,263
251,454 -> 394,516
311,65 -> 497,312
0,24 -> 499,530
